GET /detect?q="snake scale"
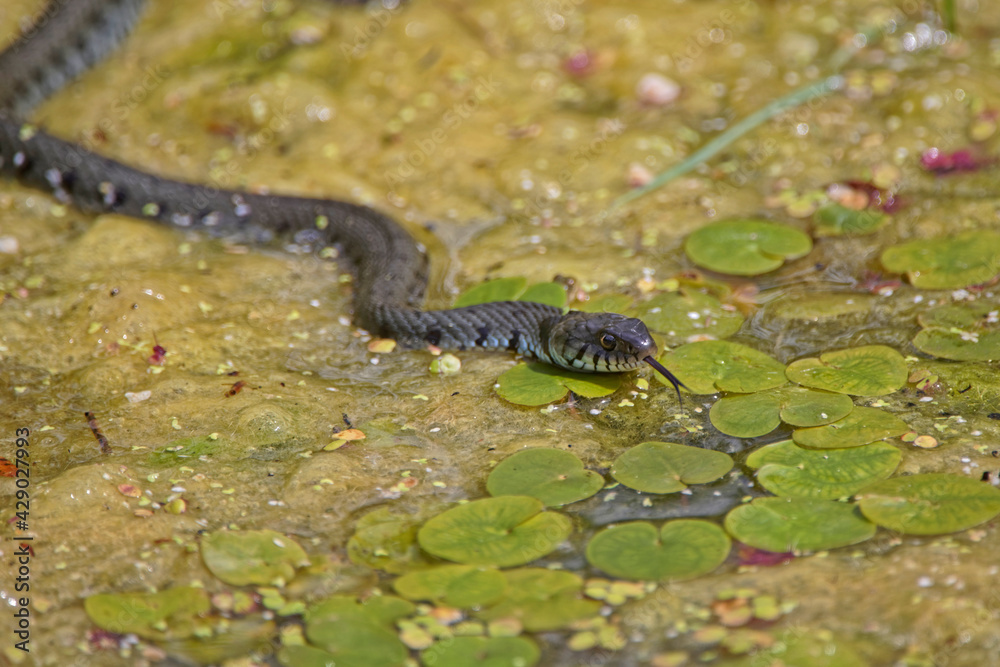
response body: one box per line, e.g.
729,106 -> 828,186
0,0 -> 684,401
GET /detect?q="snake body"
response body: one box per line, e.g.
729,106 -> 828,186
0,0 -> 684,396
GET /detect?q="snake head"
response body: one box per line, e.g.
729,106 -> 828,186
544,310 -> 687,405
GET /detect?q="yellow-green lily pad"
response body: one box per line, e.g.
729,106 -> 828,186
913,301 -> 1000,361
201,529 -> 310,587
610,441 -> 734,494
586,519 -> 730,581
813,203 -> 887,236
420,637 -> 540,667
655,340 -> 787,395
785,345 -> 907,396
630,289 -> 745,344
792,407 -> 909,449
857,473 -> 1000,535
724,498 -> 876,553
496,362 -> 620,406
880,230 -> 1000,289
684,219 -> 812,276
486,448 -> 604,506
346,507 -> 425,574
746,439 -> 901,499
417,496 -> 572,567
303,595 -> 412,667
84,587 -> 210,640
709,386 -> 855,438
392,565 -> 506,608
454,277 -> 566,309
476,568 -> 601,631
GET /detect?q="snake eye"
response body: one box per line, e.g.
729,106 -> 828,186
599,333 -> 617,350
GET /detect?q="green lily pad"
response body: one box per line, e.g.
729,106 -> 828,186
655,340 -> 787,395
768,292 -> 877,321
912,301 -> 1000,361
792,407 -> 909,449
785,345 -> 907,396
724,498 -> 876,553
496,362 -> 620,406
746,439 -> 901,499
709,386 -> 855,438
630,289 -> 745,344
486,448 -> 604,506
454,277 -> 566,309
476,568 -> 601,631
610,441 -> 734,494
577,293 -> 634,314
417,496 -> 572,567
420,637 -> 540,667
84,587 -> 210,640
303,595 -> 412,667
684,219 -> 812,276
347,507 -> 425,574
585,519 -> 731,581
279,645 -> 348,667
857,473 -> 1000,535
392,565 -> 507,608
813,203 -> 887,236
201,529 -> 310,586
880,230 -> 1000,289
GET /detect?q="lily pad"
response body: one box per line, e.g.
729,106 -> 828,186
684,219 -> 812,276
454,277 -> 566,309
857,473 -> 1000,535
417,496 -> 572,567
201,529 -> 310,586
496,362 -> 620,406
785,345 -> 907,396
912,301 -> 1000,361
768,292 -> 876,321
84,587 -> 210,640
577,293 -> 634,314
392,565 -> 507,608
486,448 -> 604,506
813,203 -> 886,236
476,568 -> 601,631
724,498 -> 876,553
655,340 -> 787,395
585,519 -> 731,581
610,441 -> 734,494
420,637 -> 540,667
304,595 -> 412,667
880,230 -> 1000,288
746,439 -> 901,499
347,507 -> 425,574
792,407 -> 909,449
709,386 -> 855,438
630,289 -> 745,344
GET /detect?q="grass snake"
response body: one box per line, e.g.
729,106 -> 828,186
0,0 -> 685,401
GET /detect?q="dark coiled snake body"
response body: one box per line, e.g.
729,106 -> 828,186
0,0 -> 684,400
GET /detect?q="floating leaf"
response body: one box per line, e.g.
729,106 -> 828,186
392,565 -> 506,608
519,282 -> 567,308
792,407 -> 908,449
655,340 -> 786,395
201,530 -> 310,586
768,292 -> 876,321
724,498 -> 875,553
347,507 -> 424,574
420,637 -> 540,667
710,386 -> 854,438
746,439 -> 901,499
813,203 -> 886,236
476,568 -> 600,631
586,520 -> 731,581
610,441 -> 734,494
453,277 -> 566,309
487,448 -> 604,506
279,645 -> 346,667
495,362 -> 620,406
880,230 -> 1000,288
912,301 -> 1000,361
857,473 -> 1000,535
85,587 -> 210,640
304,595 -> 411,667
417,496 -> 572,567
684,219 -> 812,276
785,345 -> 907,396
630,289 -> 745,344
577,293 -> 633,314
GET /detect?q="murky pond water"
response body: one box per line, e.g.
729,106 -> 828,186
2,0 -> 1000,665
